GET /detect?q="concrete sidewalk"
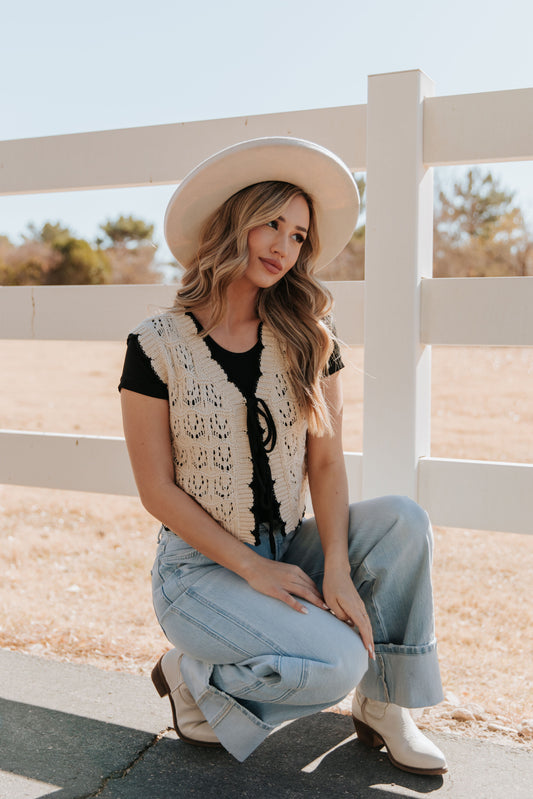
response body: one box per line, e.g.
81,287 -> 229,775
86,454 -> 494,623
0,649 -> 531,799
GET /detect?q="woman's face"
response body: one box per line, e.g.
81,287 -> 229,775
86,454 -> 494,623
244,194 -> 310,290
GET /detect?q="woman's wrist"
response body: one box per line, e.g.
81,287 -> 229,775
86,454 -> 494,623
227,543 -> 264,583
323,549 -> 351,575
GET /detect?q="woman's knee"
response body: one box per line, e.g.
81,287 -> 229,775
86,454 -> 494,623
388,495 -> 431,537
309,632 -> 368,703
335,635 -> 369,695
350,495 -> 433,556
391,496 -> 433,561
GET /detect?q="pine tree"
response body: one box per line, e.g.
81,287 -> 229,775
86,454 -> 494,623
434,169 -> 531,277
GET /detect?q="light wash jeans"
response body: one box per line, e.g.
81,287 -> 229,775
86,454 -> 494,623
151,496 -> 443,762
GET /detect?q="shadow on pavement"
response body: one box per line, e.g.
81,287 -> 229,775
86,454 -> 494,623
0,699 -> 446,798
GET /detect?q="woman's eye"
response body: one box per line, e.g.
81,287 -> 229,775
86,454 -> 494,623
267,220 -> 278,230
293,233 -> 305,244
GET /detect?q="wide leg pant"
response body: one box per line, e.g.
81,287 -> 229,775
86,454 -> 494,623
151,496 -> 444,762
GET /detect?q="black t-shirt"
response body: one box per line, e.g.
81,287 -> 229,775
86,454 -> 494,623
119,322 -> 344,401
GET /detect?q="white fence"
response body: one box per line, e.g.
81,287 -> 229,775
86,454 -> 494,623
1,70 -> 532,534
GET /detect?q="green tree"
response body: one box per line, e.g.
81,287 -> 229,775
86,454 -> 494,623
100,215 -> 160,283
434,169 -> 532,277
46,237 -> 110,285
38,222 -> 72,248
437,170 -> 513,242
100,215 -> 154,247
0,242 -> 58,285
0,223 -> 110,286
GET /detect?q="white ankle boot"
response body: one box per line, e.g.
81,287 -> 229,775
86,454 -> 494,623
352,689 -> 447,775
152,649 -> 221,747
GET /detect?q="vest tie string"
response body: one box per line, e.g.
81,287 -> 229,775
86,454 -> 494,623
246,396 -> 278,554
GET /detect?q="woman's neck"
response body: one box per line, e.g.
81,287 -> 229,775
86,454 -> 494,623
194,285 -> 260,353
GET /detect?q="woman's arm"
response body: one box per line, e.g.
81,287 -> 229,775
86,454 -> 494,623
307,372 -> 375,658
121,388 -> 325,613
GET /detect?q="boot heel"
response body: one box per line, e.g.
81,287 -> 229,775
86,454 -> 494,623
151,657 -> 170,698
352,715 -> 385,749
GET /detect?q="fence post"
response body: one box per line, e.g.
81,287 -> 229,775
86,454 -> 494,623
362,70 -> 435,500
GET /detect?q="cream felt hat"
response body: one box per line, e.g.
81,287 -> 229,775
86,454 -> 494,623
164,137 -> 359,271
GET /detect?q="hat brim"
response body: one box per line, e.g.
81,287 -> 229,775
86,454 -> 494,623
164,137 -> 359,271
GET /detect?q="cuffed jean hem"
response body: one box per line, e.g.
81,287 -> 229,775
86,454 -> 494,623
180,655 -> 275,762
359,641 -> 444,708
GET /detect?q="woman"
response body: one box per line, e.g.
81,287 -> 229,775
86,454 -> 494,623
119,137 -> 447,774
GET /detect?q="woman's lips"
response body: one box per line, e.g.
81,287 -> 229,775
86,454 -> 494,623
259,258 -> 282,274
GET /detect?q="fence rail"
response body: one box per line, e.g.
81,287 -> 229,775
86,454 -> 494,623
0,106 -> 368,195
1,69 -> 532,535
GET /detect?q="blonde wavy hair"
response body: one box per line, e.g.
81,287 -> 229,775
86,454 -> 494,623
174,180 -> 335,436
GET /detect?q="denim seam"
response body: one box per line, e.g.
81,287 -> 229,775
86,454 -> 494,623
201,694 -> 235,727
160,580 -> 186,606
185,586 -> 293,654
349,559 -> 389,700
158,562 -> 219,604
351,559 -> 387,644
189,661 -> 274,732
375,653 -> 390,702
160,550 -> 202,564
374,639 -> 438,656
256,655 -> 310,704
198,685 -> 273,732
168,586 -> 292,656
225,654 -> 299,702
229,678 -> 266,697
231,678 -> 304,704
165,604 -> 256,658
247,656 -> 309,705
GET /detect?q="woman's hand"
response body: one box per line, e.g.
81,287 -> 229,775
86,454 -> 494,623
245,559 -> 328,615
322,568 -> 375,660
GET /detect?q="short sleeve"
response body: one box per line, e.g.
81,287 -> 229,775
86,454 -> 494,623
324,315 -> 344,376
327,337 -> 344,375
118,334 -> 169,399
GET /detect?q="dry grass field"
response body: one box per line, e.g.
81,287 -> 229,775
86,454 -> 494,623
0,340 -> 532,749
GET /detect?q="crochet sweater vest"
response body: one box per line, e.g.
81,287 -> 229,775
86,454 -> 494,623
133,311 -> 308,545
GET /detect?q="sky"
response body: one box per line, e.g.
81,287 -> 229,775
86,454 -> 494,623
1,0 -> 532,262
